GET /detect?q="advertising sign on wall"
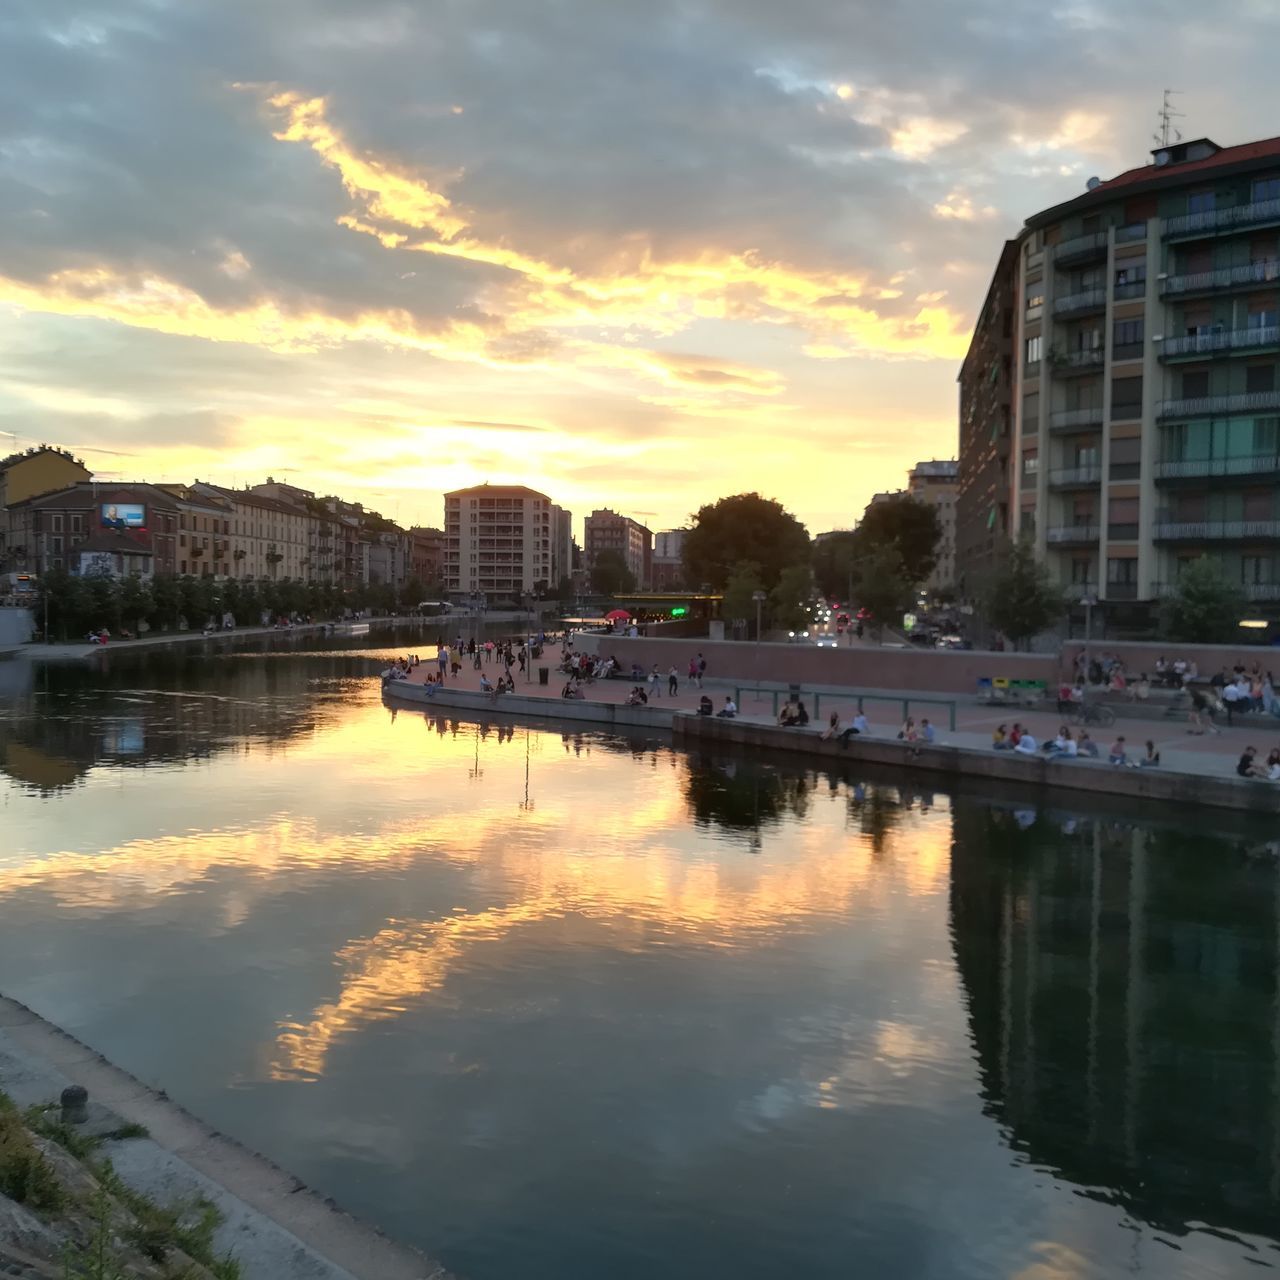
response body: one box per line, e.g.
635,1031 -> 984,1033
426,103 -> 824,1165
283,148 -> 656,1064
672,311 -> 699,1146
101,503 -> 146,530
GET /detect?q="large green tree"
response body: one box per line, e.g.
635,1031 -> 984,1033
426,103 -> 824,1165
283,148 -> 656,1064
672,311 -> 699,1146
853,495 -> 942,586
683,493 -> 810,591
983,537 -> 1064,649
720,562 -> 765,624
1159,556 -> 1246,643
589,548 -> 636,596
812,531 -> 860,600
852,546 -> 914,640
769,563 -> 814,632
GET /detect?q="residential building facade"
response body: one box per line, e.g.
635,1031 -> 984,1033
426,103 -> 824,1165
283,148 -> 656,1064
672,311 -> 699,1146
444,484 -> 559,600
956,241 -> 1016,598
583,509 -> 653,588
0,447 -> 93,572
651,528 -> 688,591
408,527 -> 446,589
908,459 -> 960,592
983,133 -> 1280,619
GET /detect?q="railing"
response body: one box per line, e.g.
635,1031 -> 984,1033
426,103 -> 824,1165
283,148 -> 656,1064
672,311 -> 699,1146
1063,582 -> 1100,602
1050,406 -> 1104,431
1054,231 -> 1109,262
1047,525 -> 1100,543
1053,288 -> 1107,316
1163,197 -> 1280,238
1155,455 -> 1280,480
1153,519 -> 1280,540
1115,223 -> 1148,243
1161,259 -> 1280,295
1113,281 -> 1146,300
730,685 -> 958,732
1159,325 -> 1280,358
1154,580 -> 1280,601
1048,464 -> 1102,486
1158,389 -> 1280,419
1049,348 -> 1105,372
1106,582 -> 1139,600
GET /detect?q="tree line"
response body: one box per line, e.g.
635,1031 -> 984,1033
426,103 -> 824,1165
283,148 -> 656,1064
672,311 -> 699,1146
34,569 -> 433,641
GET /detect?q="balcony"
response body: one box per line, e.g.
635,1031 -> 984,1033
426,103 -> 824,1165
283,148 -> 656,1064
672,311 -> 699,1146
1049,406 -> 1104,432
1053,288 -> 1107,318
1161,259 -> 1280,297
1153,519 -> 1280,541
1048,464 -> 1103,488
1153,580 -> 1280,601
1106,581 -> 1140,600
1047,525 -> 1100,544
1159,325 -> 1280,359
1054,231 -> 1109,265
1113,281 -> 1147,300
1115,223 -> 1148,244
1162,197 -> 1280,240
1063,582 -> 1100,602
1048,348 -> 1105,376
1158,389 -> 1280,419
1155,454 -> 1280,481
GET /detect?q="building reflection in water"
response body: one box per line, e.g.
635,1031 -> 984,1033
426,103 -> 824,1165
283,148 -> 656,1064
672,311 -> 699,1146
950,798 -> 1280,1243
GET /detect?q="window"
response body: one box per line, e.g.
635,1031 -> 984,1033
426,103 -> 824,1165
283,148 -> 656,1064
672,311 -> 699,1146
1108,496 -> 1139,541
1246,364 -> 1277,394
50,513 -> 63,533
1022,392 -> 1040,433
1241,555 -> 1272,585
1187,190 -> 1216,215
1107,557 -> 1138,585
1111,375 -> 1144,420
1251,177 -> 1280,203
1070,558 -> 1094,584
1114,263 -> 1147,297
1025,335 -> 1042,365
1113,317 -> 1144,359
1110,435 -> 1142,479
1181,369 -> 1211,399
1025,287 -> 1044,314
1247,297 -> 1278,330
1022,452 -> 1039,476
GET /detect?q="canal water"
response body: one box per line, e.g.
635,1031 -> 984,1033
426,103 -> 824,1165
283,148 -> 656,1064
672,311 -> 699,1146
1,625 -> 1278,1279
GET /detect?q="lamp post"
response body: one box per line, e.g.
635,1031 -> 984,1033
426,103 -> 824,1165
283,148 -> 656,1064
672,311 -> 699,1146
752,589 -> 767,701
1081,593 -> 1097,684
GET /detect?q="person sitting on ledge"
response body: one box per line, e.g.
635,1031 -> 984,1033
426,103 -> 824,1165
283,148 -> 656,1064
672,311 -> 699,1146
1108,736 -> 1128,766
697,694 -> 714,717
627,685 -> 648,706
992,724 -> 1010,750
778,699 -> 802,726
821,712 -> 841,741
479,673 -> 494,693
1139,739 -> 1161,768
1013,730 -> 1038,756
561,679 -> 582,700
1237,745 -> 1267,779
717,696 -> 738,719
1077,731 -> 1099,758
1265,748 -> 1280,781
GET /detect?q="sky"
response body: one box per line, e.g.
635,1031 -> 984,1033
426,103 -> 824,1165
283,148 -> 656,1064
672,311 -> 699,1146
1,1 -> 1278,538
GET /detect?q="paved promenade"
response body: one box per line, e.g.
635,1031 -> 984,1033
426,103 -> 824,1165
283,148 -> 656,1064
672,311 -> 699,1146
395,657 -> 1280,788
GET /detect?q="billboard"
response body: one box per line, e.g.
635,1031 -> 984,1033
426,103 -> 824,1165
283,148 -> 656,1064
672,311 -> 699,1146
101,503 -> 146,531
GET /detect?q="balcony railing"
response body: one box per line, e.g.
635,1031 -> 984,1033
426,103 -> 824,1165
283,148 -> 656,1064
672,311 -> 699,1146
1049,348 -> 1105,373
1047,525 -> 1100,544
1153,519 -> 1280,541
1154,580 -> 1280,601
1159,325 -> 1280,358
1113,281 -> 1147,300
1155,455 -> 1280,480
1161,259 -> 1280,296
1158,389 -> 1280,419
1163,197 -> 1280,238
1106,581 -> 1139,600
1053,288 -> 1107,317
1115,223 -> 1148,243
1048,464 -> 1103,487
1054,231 -> 1109,264
1063,582 -> 1100,602
1049,406 -> 1104,431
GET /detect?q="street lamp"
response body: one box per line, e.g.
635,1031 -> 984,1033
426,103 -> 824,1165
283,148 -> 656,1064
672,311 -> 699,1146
752,589 -> 767,701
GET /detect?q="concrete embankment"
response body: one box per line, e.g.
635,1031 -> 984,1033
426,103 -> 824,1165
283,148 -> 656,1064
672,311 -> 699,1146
0,994 -> 449,1280
674,715 -> 1280,815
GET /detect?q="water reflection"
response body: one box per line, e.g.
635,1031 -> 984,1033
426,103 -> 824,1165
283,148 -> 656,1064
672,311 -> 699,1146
951,798 -> 1280,1244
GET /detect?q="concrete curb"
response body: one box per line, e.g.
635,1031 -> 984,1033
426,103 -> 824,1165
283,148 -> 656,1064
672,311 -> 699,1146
0,994 -> 451,1280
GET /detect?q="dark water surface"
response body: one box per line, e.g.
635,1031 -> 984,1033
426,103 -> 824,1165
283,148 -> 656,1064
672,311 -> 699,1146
2,626 -> 1279,1279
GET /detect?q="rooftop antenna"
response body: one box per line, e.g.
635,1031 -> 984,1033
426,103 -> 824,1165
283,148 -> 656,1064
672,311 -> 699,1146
1154,89 -> 1184,148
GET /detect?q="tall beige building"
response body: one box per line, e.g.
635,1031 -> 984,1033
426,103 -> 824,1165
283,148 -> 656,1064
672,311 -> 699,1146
977,132 -> 1280,622
444,484 -> 561,600
908,460 -> 959,591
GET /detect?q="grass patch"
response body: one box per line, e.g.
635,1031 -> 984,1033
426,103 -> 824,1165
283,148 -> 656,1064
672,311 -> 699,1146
0,1089 -> 64,1212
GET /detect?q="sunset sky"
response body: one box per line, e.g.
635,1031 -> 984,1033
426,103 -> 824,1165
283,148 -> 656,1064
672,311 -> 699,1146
2,0 -> 1276,536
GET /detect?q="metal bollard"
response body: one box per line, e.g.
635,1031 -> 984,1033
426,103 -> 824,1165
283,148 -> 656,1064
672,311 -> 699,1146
60,1084 -> 89,1125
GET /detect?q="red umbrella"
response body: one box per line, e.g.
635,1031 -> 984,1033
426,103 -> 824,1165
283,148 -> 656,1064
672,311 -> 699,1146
605,609 -> 631,621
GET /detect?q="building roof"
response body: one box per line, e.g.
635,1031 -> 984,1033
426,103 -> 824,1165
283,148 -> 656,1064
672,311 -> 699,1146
444,484 -> 552,501
1026,132 -> 1280,230
0,445 -> 89,475
11,482 -> 180,511
910,460 -> 959,479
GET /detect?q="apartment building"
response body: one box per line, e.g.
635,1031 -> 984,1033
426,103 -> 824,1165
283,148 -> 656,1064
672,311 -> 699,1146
908,460 -> 959,591
551,505 -> 574,588
972,132 -> 1280,620
191,483 -> 309,580
0,447 -> 93,572
583,509 -> 653,588
956,241 -> 1016,597
651,528 -> 688,591
444,484 -> 560,600
408,527 -> 446,588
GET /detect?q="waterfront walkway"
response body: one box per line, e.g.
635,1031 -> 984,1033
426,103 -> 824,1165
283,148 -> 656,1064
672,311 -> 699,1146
390,659 -> 1280,792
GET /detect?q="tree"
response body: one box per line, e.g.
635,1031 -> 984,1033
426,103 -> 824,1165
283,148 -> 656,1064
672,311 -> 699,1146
812,531 -> 860,600
683,493 -> 810,591
852,546 -> 914,640
853,495 -> 941,586
983,537 -> 1064,650
148,574 -> 181,631
118,575 -> 153,634
769,563 -> 814,632
721,562 -> 765,624
589,548 -> 636,596
1159,556 -> 1246,643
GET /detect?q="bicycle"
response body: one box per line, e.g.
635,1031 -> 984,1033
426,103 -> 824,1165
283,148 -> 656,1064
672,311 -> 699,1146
1066,700 -> 1116,728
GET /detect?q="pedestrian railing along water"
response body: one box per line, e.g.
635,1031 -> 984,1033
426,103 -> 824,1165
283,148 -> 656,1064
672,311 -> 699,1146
731,685 -> 959,731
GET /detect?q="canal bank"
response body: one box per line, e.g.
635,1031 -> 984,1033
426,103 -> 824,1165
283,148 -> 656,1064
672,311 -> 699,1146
382,676 -> 1280,815
0,993 -> 449,1280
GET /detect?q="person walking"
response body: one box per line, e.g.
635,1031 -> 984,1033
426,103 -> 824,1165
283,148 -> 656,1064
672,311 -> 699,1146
648,665 -> 662,699
668,665 -> 679,697
688,656 -> 698,687
437,644 -> 449,681
697,653 -> 707,687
